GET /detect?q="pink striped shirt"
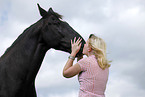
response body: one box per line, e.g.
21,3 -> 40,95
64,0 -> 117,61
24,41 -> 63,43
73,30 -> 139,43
78,55 -> 109,97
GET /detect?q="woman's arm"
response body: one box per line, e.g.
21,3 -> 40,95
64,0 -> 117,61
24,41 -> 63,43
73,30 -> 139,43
63,37 -> 82,78
63,58 -> 81,78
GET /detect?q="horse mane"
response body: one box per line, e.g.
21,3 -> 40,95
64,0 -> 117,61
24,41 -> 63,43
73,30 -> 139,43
53,12 -> 63,19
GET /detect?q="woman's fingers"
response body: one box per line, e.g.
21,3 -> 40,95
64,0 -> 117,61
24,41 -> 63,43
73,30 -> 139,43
72,37 -> 82,46
77,38 -> 82,46
70,37 -> 82,54
76,37 -> 80,43
73,37 -> 76,43
79,43 -> 82,47
78,38 -> 82,44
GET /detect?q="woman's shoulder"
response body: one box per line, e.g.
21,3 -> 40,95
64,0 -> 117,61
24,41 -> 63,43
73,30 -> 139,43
77,56 -> 92,71
79,56 -> 90,62
78,56 -> 92,65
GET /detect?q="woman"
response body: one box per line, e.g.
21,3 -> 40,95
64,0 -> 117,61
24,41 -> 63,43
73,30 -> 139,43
63,34 -> 111,97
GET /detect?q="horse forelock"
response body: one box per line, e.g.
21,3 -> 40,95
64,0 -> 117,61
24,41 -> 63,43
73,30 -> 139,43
53,12 -> 63,19
43,11 -> 63,20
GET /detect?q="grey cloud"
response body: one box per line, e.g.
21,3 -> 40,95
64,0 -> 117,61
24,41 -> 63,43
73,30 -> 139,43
10,1 -> 39,24
0,0 -> 10,26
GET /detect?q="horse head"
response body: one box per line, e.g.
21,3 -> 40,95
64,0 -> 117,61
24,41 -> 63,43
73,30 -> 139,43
37,4 -> 85,56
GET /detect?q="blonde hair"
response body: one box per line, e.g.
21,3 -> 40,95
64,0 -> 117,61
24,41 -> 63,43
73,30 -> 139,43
88,34 -> 111,70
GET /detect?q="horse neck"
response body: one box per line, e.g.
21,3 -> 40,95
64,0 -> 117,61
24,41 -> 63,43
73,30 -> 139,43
2,20 -> 49,81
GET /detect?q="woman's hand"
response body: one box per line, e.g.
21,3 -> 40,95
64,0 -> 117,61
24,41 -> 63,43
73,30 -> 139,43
71,37 -> 82,56
63,37 -> 82,78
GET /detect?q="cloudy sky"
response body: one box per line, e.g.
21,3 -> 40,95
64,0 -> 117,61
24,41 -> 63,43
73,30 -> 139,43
0,0 -> 145,97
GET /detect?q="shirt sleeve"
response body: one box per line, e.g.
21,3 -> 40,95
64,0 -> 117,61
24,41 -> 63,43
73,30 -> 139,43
77,57 -> 90,71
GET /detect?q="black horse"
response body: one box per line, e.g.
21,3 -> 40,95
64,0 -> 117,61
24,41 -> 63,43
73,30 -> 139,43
0,4 -> 85,97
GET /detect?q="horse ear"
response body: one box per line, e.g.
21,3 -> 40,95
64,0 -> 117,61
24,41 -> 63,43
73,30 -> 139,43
48,8 -> 54,13
37,3 -> 47,17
